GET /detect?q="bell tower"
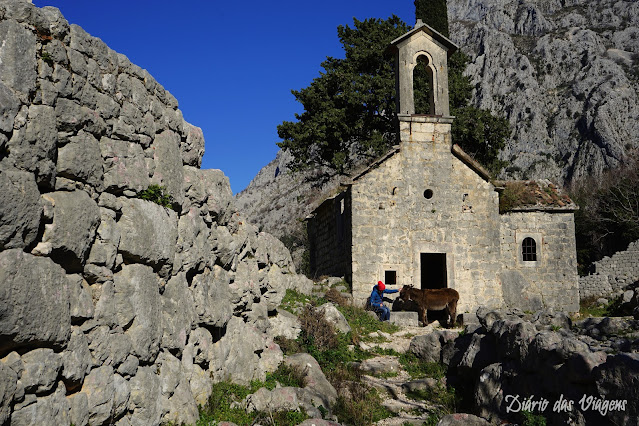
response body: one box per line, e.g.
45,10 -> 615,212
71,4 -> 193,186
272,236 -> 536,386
390,19 -> 458,118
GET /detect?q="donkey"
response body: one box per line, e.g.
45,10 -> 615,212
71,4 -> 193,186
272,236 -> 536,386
399,285 -> 459,327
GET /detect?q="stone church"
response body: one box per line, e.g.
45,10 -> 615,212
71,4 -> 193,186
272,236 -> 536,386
307,20 -> 580,314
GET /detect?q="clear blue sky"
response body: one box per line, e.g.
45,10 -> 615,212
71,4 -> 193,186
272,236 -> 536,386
32,1 -> 417,193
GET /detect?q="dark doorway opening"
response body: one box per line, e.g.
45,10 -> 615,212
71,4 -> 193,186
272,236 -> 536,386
420,253 -> 447,289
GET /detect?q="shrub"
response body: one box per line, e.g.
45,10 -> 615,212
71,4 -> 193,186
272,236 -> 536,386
137,184 -> 174,209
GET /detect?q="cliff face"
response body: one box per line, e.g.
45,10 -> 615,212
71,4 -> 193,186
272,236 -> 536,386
0,2 -> 311,425
448,0 -> 639,183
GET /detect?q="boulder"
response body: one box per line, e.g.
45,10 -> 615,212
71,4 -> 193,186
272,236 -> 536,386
61,328 -> 91,389
182,166 -> 233,224
316,303 -> 351,334
0,362 -> 18,424
409,330 -> 459,364
56,130 -> 104,189
357,356 -> 401,376
0,167 -> 42,250
117,197 -> 177,275
191,268 -> 233,330
35,190 -> 100,272
67,392 -> 89,426
284,353 -> 337,408
0,19 -> 37,101
81,365 -> 115,426
268,310 -> 301,340
128,366 -> 162,426
10,382 -> 70,426
594,353 -> 639,425
437,413 -> 491,426
117,265 -> 162,363
0,250 -> 71,353
181,122 -> 204,167
174,208 -> 211,275
160,273 -> 197,355
490,319 -> 538,362
67,274 -> 94,322
99,137 -> 149,193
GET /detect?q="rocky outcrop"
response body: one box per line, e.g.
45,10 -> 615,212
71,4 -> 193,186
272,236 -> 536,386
440,308 -> 639,425
0,1 -> 312,425
448,0 -> 639,184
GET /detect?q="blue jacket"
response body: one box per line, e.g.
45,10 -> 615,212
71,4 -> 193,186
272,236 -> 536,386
370,285 -> 398,308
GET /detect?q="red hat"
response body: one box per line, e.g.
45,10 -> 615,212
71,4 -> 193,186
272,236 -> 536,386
377,281 -> 385,291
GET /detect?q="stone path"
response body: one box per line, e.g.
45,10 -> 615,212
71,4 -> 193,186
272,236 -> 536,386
354,321 -> 463,425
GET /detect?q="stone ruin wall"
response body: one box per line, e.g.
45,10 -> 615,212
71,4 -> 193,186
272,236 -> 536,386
0,2 -> 312,425
579,239 -> 639,300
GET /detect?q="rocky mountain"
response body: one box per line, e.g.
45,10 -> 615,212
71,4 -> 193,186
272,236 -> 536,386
0,1 -> 312,425
449,0 -> 639,183
235,0 -> 639,259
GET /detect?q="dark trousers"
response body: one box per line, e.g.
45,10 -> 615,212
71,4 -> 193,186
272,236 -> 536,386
373,305 -> 391,321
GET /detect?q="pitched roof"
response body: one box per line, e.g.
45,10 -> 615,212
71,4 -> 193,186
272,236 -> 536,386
495,179 -> 578,212
389,19 -> 459,55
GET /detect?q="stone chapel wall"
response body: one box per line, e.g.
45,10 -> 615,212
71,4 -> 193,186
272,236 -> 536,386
499,211 -> 580,312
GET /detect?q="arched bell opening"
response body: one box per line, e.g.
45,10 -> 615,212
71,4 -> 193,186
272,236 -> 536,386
413,53 -> 436,115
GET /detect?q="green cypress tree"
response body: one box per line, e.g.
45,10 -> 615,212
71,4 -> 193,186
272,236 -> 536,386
415,0 -> 450,37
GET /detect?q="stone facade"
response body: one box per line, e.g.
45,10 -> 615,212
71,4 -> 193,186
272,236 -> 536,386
579,239 -> 639,299
307,21 -> 580,314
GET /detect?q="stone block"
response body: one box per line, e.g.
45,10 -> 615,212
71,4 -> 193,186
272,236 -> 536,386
390,311 -> 419,327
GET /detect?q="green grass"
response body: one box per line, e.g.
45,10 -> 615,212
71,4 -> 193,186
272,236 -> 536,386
196,377 -> 309,426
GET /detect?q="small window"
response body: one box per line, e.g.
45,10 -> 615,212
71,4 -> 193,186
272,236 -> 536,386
424,189 -> 433,199
522,237 -> 537,262
385,270 -> 397,285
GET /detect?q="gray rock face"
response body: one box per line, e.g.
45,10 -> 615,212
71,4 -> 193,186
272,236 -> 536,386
0,250 -> 70,353
448,0 -> 639,184
410,330 -> 459,364
35,190 -> 100,272
0,167 -> 42,250
57,131 -> 104,189
117,198 -> 177,275
21,348 -> 62,395
0,18 -> 37,101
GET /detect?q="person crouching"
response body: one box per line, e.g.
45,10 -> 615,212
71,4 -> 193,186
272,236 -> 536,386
370,281 -> 398,321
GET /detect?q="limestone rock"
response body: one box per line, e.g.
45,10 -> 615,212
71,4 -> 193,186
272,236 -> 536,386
36,190 -> 100,272
284,353 -> 337,408
128,366 -> 162,426
151,129 -> 184,209
0,166 -> 42,250
20,348 -> 61,395
437,413 -> 491,426
410,330 -> 459,364
160,273 -> 197,355
268,310 -> 302,340
316,302 -> 351,334
0,362 -> 18,424
116,264 -> 162,363
10,382 -> 70,426
117,197 -> 177,275
8,105 -> 57,187
0,18 -> 37,101
191,268 -> 233,329
61,328 -> 91,388
67,274 -> 94,322
182,166 -> 233,224
0,250 -> 71,353
181,123 -> 204,167
99,137 -> 149,193
67,392 -> 88,426
56,130 -> 104,189
174,208 -> 211,275
81,365 -> 114,426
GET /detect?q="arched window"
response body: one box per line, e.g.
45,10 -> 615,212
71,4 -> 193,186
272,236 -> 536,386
522,237 -> 537,262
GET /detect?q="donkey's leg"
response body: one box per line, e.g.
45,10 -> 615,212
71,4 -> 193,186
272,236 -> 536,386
449,300 -> 458,327
419,307 -> 426,326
